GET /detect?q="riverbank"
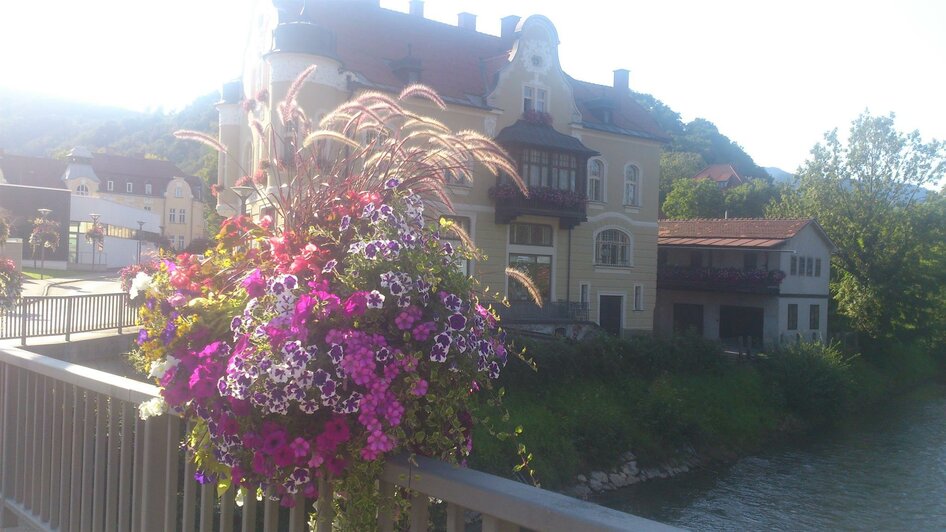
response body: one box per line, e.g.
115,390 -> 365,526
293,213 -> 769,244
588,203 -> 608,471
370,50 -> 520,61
468,334 -> 943,493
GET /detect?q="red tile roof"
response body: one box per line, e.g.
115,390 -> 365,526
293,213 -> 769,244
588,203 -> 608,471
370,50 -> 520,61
658,219 -> 815,248
691,164 -> 743,185
291,1 -> 667,141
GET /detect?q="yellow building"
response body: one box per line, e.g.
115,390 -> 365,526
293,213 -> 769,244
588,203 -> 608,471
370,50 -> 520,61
218,1 -> 668,336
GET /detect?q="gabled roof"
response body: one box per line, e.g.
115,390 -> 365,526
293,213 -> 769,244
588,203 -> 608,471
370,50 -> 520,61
282,1 -> 667,141
658,218 -> 836,250
691,164 -> 744,185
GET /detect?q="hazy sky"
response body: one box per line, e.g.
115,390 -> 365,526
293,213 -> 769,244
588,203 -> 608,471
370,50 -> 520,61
1,0 -> 944,174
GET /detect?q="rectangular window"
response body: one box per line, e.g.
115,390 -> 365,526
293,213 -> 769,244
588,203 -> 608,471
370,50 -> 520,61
788,304 -> 798,330
633,285 -> 643,311
815,258 -> 822,277
508,254 -> 552,302
106,180 -> 114,191
523,86 -> 547,113
177,236 -> 185,250
790,256 -> 798,275
806,257 -> 814,276
144,206 -> 151,211
743,253 -> 758,271
510,223 -> 553,246
810,304 -> 820,330
580,283 -> 589,304
169,208 -> 176,223
178,209 -> 186,224
587,160 -> 603,202
518,148 -> 576,191
175,186 -> 183,198
145,183 -> 153,195
126,182 -> 133,193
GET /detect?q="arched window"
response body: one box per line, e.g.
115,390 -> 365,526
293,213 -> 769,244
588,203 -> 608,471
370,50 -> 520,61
623,164 -> 640,206
75,184 -> 89,196
595,229 -> 631,267
587,159 -> 604,202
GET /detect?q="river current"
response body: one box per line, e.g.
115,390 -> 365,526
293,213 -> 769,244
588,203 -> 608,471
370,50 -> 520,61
598,388 -> 946,531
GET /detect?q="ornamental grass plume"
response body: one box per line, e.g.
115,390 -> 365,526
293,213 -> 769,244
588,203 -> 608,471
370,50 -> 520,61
135,71 -> 534,528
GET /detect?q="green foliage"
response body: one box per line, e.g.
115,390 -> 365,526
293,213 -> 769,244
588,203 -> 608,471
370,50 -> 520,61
659,151 -> 706,204
723,178 -> 780,218
761,342 -> 850,424
672,118 -> 769,179
768,111 -> 946,340
662,178 -> 725,219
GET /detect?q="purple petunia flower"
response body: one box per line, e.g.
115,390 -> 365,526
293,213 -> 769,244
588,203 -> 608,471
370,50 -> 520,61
339,215 -> 351,231
366,290 -> 385,309
385,177 -> 400,189
447,313 -> 467,331
322,259 -> 337,273
137,328 -> 148,345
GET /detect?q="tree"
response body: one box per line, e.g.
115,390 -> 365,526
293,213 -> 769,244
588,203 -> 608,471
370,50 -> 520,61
662,178 -> 725,219
723,178 -> 780,218
659,151 -> 706,205
768,111 -> 946,339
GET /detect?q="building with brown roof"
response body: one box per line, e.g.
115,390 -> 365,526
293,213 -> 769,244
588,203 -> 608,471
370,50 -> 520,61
655,218 -> 836,349
217,0 -> 669,336
690,163 -> 744,189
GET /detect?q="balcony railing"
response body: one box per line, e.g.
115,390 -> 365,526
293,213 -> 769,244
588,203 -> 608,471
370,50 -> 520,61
494,300 -> 591,323
658,266 -> 786,295
490,185 -> 587,229
0,345 -> 676,531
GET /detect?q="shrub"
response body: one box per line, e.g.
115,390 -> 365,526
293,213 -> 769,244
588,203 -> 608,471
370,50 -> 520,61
761,342 -> 850,424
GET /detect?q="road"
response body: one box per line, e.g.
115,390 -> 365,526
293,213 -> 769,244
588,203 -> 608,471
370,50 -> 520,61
21,271 -> 123,297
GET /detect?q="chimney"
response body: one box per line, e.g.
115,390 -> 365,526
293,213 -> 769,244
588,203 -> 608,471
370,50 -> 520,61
501,15 -> 520,40
409,0 -> 424,17
457,12 -> 476,31
613,69 -> 629,94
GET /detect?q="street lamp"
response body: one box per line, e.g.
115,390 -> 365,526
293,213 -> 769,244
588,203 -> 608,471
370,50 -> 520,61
89,213 -> 101,271
136,220 -> 145,264
231,186 -> 255,216
37,208 -> 52,280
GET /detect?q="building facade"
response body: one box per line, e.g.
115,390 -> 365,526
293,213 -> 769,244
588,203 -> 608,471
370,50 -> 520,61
654,218 -> 836,349
218,0 -> 668,336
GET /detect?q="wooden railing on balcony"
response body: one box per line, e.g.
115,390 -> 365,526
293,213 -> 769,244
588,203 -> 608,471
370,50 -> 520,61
657,266 -> 785,295
0,293 -> 137,344
491,185 -> 588,229
0,345 -> 677,531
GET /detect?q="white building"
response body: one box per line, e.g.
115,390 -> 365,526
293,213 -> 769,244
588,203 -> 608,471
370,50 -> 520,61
654,218 -> 836,349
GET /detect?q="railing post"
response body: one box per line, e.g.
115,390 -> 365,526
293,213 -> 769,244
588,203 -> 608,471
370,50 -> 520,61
20,298 -> 27,346
65,295 -> 74,342
1,364 -> 21,528
140,414 -> 170,532
117,295 -> 123,335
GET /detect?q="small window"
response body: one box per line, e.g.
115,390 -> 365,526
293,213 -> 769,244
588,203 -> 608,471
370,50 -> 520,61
623,165 -> 639,206
806,257 -> 814,276
595,229 -> 631,267
507,254 -> 552,302
178,209 -> 186,224
175,185 -> 183,198
177,236 -> 185,250
126,182 -> 133,193
579,283 -> 590,305
790,256 -> 798,275
815,258 -> 822,277
106,180 -> 114,192
144,206 -> 151,211
788,304 -> 798,330
442,216 -> 471,275
75,184 -> 89,196
510,223 -> 553,246
523,86 -> 547,113
145,183 -> 153,195
587,159 -> 604,202
168,208 -> 176,223
809,304 -> 820,330
633,285 -> 643,311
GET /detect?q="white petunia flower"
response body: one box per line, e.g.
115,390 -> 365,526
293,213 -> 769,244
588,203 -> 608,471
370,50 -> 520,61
138,397 -> 167,420
148,355 -> 180,380
129,271 -> 153,299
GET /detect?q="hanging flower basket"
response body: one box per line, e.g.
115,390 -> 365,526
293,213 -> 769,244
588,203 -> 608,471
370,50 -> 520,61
29,217 -> 60,252
134,80 -> 528,526
85,223 -> 106,251
0,258 -> 23,308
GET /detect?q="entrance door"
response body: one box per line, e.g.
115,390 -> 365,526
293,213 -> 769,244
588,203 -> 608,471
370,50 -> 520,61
673,303 -> 704,335
719,305 -> 764,346
599,295 -> 623,336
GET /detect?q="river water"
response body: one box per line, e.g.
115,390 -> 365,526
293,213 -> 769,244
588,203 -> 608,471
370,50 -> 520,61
598,388 -> 946,531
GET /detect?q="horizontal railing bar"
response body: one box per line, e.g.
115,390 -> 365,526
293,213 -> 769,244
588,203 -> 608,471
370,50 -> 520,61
0,346 -> 157,404
381,455 -> 679,532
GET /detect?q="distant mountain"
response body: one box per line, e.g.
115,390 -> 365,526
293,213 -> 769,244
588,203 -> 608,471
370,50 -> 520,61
765,167 -> 795,185
0,88 -> 218,175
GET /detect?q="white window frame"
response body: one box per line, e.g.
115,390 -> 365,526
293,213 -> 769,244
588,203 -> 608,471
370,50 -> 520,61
106,180 -> 114,192
126,182 -> 133,193
175,185 -> 184,198
633,284 -> 644,311
506,221 -> 557,303
523,85 -> 548,113
145,183 -> 153,195
587,158 -> 606,203
177,236 -> 185,250
594,228 -> 632,267
623,164 -> 640,207
579,282 -> 590,305
168,208 -> 176,224
75,184 -> 89,196
178,209 -> 186,224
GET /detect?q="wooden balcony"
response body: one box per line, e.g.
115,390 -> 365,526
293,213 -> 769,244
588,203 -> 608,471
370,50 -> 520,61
0,344 -> 677,532
657,266 -> 786,295
491,185 -> 587,229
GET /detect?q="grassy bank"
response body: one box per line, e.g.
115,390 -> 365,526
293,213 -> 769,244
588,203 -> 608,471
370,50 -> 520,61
469,334 -> 941,490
